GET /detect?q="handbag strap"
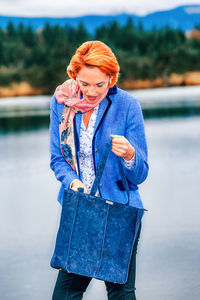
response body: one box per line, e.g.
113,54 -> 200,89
90,138 -> 130,205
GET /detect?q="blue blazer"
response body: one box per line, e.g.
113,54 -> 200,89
49,85 -> 149,208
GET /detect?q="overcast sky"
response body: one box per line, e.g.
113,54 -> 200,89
1,0 -> 200,17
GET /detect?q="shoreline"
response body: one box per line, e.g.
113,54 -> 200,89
0,71 -> 200,98
1,85 -> 200,122
118,71 -> 200,90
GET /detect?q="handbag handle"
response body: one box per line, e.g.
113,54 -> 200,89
90,138 -> 130,205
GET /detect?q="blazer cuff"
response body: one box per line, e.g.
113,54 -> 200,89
122,153 -> 135,170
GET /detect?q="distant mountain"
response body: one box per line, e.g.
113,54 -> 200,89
142,5 -> 200,31
0,5 -> 200,33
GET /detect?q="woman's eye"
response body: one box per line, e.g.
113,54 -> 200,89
80,82 -> 104,87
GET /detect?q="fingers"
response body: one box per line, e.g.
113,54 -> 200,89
73,186 -> 88,193
112,146 -> 128,158
110,134 -> 135,160
110,134 -> 127,144
112,148 -> 124,157
110,134 -> 129,152
77,185 -> 88,193
71,180 -> 88,193
110,134 -> 122,138
112,144 -> 129,151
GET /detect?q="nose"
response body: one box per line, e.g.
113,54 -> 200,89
87,85 -> 96,95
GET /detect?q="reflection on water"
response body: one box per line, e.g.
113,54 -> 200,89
0,114 -> 200,299
0,115 -> 50,132
0,95 -> 50,132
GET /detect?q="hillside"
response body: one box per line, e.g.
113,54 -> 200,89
0,5 -> 200,34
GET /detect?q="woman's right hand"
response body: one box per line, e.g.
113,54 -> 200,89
70,179 -> 88,193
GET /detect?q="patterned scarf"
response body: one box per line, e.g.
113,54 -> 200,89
54,79 -> 108,175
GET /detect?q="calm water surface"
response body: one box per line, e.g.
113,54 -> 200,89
0,112 -> 200,299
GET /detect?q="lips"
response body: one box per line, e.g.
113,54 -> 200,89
86,95 -> 97,101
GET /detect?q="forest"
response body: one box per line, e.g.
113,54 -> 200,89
0,19 -> 200,94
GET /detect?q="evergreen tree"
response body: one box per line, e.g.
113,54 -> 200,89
0,21 -> 199,91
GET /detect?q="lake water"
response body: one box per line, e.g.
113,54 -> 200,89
0,91 -> 200,299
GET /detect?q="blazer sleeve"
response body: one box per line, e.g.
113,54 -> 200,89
121,97 -> 149,185
49,96 -> 80,189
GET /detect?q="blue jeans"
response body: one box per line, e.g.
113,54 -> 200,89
52,224 -> 141,300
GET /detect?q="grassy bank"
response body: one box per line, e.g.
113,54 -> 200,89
119,71 -> 200,90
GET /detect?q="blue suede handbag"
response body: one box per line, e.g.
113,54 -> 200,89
50,139 -> 146,284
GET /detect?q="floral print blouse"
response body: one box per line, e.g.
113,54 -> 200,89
77,104 -> 135,195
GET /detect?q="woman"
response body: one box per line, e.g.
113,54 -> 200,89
49,41 -> 149,300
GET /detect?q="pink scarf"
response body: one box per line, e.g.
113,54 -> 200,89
54,79 -> 108,175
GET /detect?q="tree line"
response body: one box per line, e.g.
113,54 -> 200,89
0,20 -> 200,93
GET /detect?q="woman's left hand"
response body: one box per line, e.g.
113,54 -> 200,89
110,134 -> 135,161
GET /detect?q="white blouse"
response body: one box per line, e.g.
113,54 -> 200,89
77,104 -> 135,194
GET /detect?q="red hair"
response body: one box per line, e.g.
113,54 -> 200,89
67,41 -> 120,87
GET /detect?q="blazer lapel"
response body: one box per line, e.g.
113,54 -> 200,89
75,96 -> 110,140
74,112 -> 82,140
93,96 -> 110,135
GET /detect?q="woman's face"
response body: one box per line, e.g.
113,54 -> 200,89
76,65 -> 110,104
